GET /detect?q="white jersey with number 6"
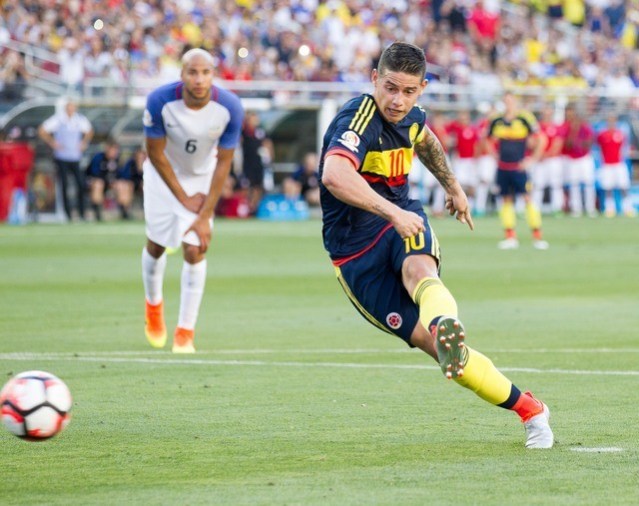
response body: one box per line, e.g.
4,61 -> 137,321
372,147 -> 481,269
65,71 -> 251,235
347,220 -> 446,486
142,81 -> 243,247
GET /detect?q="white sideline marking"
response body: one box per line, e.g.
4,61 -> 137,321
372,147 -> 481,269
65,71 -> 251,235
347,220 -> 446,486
0,347 -> 637,356
0,353 -> 638,376
570,447 -> 624,453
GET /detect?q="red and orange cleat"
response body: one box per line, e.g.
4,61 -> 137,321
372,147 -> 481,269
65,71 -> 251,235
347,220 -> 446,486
172,327 -> 195,354
145,301 -> 167,349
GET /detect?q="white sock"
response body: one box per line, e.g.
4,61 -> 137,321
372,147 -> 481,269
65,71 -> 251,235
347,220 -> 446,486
584,184 -> 596,214
550,186 -> 564,213
178,259 -> 207,330
569,184 -> 582,214
142,247 -> 166,305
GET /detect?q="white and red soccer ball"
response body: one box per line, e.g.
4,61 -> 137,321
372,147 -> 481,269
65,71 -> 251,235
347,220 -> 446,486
0,370 -> 72,440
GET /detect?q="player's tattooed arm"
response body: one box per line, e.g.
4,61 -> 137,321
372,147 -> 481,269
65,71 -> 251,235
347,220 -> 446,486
414,126 -> 456,193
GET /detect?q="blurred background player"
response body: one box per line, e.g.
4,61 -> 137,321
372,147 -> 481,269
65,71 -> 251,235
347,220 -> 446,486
474,102 -> 498,216
141,48 -> 244,353
85,139 -> 122,221
596,114 -> 636,218
283,151 -> 320,207
563,104 -> 597,217
241,111 -> 273,215
448,109 -> 479,213
38,98 -> 93,222
486,92 -> 548,249
533,105 -> 566,215
117,147 -> 146,219
419,111 -> 449,217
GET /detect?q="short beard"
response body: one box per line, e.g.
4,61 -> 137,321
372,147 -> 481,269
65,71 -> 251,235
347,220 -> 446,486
183,86 -> 210,107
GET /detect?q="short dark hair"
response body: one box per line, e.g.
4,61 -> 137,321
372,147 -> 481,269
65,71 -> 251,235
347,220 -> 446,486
377,42 -> 426,78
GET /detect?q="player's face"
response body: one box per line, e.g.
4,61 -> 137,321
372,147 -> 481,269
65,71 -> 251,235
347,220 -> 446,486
372,69 -> 426,124
181,56 -> 214,104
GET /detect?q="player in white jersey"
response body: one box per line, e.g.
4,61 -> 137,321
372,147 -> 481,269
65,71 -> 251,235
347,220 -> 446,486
141,48 -> 244,353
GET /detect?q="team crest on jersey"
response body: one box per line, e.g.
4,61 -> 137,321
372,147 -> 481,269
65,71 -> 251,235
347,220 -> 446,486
143,109 -> 153,127
338,130 -> 361,153
386,312 -> 403,330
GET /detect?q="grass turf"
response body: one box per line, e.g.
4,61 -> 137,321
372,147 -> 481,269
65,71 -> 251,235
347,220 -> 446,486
0,215 -> 637,505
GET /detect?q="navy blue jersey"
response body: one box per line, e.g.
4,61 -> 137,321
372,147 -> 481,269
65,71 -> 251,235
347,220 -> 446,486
488,111 -> 538,171
319,94 -> 428,260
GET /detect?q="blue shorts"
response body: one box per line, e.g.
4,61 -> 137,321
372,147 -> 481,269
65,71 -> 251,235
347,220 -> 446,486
333,209 -> 441,346
496,169 -> 528,197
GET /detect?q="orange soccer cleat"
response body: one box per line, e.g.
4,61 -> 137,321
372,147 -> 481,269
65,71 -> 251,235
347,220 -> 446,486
172,327 -> 195,354
145,301 -> 167,348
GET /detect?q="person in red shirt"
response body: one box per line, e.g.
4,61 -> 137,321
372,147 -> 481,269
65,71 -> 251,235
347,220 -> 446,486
467,0 -> 500,56
562,105 -> 597,217
533,106 -> 566,215
448,110 -> 479,212
596,114 -> 636,217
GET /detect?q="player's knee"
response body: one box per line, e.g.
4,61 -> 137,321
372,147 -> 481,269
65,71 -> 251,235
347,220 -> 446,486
402,255 -> 439,292
183,244 -> 204,264
146,240 -> 165,259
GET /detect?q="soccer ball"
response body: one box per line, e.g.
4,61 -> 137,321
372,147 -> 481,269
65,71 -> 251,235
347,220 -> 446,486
0,370 -> 72,440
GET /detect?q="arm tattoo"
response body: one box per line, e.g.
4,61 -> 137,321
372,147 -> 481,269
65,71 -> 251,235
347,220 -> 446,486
414,128 -> 456,192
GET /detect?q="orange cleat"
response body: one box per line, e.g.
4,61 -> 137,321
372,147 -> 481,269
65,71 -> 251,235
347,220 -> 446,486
172,327 -> 195,354
145,301 -> 167,348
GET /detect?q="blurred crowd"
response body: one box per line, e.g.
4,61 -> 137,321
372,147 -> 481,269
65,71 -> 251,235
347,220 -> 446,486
1,0 -> 639,100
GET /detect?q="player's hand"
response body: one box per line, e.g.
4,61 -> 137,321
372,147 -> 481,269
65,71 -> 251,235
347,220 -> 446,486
184,214 -> 212,254
445,193 -> 474,231
391,209 -> 426,239
182,193 -> 206,213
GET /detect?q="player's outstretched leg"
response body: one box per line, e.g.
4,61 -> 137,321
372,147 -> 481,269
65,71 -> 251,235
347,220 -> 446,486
432,316 -> 554,448
411,278 -> 554,448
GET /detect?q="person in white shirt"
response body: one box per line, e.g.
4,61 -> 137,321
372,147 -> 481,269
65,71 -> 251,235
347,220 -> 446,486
141,48 -> 244,353
38,99 -> 93,221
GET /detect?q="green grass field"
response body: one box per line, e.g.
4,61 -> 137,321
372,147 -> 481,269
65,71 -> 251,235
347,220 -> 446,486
1,216 -> 638,505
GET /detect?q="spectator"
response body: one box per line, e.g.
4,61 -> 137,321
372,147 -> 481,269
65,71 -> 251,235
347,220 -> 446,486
0,50 -> 29,101
283,152 -> 320,206
38,99 -> 93,222
58,37 -> 85,93
241,111 -> 272,214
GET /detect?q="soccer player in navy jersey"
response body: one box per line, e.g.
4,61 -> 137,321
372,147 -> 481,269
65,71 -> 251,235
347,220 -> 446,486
486,92 -> 548,250
319,42 -> 553,448
141,48 -> 244,353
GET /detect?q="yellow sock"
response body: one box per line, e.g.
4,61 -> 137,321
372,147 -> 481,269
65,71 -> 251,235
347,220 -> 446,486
499,201 -> 516,230
455,347 -> 513,405
412,277 -> 513,407
525,201 -> 542,230
411,277 -> 457,327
